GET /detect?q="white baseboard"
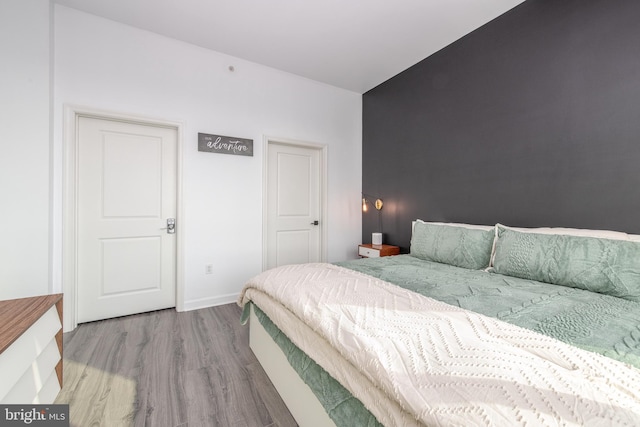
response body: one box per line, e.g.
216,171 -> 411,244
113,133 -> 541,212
181,293 -> 239,312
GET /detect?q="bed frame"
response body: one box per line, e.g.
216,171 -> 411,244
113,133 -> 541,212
249,305 -> 336,426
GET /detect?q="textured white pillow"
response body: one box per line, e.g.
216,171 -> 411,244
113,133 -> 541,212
412,219 -> 493,233
496,224 -> 630,240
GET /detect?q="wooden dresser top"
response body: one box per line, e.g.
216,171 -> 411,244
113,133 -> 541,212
0,294 -> 63,354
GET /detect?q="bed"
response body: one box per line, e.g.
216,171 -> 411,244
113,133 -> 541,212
238,221 -> 640,426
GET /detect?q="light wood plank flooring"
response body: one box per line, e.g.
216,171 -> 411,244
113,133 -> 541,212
55,303 -> 297,427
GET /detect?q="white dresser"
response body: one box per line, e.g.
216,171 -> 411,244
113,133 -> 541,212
0,294 -> 63,404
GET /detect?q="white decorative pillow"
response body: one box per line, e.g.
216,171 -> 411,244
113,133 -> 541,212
411,220 -> 493,233
497,224 -> 630,240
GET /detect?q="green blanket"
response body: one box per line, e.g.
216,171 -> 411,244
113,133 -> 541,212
251,255 -> 640,426
252,307 -> 382,427
339,255 -> 640,368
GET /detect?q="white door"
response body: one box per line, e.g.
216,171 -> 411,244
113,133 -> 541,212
266,142 -> 322,269
77,117 -> 177,323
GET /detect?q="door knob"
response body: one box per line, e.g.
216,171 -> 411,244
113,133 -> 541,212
161,218 -> 176,234
311,220 -> 319,226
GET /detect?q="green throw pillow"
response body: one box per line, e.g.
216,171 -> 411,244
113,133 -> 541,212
492,225 -> 640,301
410,222 -> 494,270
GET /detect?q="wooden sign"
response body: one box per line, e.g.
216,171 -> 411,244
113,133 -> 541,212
198,133 -> 253,157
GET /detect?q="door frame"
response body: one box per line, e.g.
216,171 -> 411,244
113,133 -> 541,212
262,136 -> 328,271
63,105 -> 184,332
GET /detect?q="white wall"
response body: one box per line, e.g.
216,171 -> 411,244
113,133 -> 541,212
53,6 -> 362,310
0,0 -> 52,299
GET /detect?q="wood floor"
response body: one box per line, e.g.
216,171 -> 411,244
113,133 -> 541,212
55,303 -> 298,427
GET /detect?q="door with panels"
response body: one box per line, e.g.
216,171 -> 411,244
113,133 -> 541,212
76,117 -> 177,323
266,142 -> 322,269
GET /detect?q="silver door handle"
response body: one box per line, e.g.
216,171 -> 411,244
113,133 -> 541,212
161,218 -> 176,234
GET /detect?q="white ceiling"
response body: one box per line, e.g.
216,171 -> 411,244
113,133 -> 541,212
53,0 -> 525,94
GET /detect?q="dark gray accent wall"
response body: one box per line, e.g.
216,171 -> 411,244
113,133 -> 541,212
363,0 -> 640,251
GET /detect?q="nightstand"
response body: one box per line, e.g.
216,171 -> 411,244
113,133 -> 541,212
358,244 -> 400,258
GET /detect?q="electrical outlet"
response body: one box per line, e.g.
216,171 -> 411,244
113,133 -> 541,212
205,264 -> 213,274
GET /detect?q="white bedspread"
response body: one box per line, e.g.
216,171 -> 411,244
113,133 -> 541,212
238,263 -> 640,426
